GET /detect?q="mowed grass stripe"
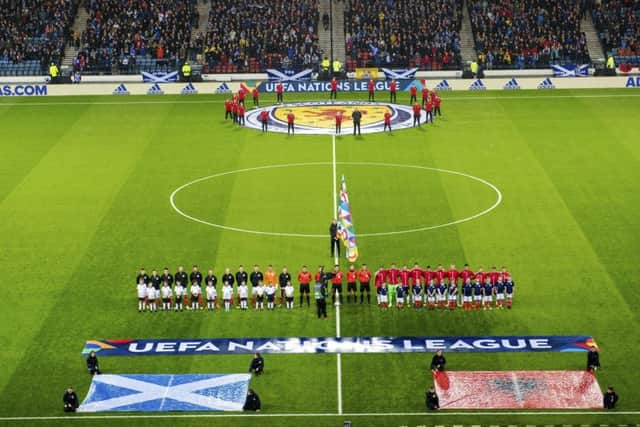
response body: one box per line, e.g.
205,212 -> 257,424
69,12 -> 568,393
0,104 -> 91,204
494,97 -> 640,405
0,101 -> 177,413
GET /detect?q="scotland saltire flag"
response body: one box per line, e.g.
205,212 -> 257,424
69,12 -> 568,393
552,64 -> 589,77
381,68 -> 418,80
78,374 -> 251,412
266,68 -> 312,81
141,71 -> 179,83
337,176 -> 358,262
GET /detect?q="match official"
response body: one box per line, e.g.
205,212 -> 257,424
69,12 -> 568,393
330,219 -> 341,258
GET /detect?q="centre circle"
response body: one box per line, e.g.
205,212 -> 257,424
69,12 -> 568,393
169,162 -> 502,238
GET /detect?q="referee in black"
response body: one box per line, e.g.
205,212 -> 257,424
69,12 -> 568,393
330,219 -> 340,258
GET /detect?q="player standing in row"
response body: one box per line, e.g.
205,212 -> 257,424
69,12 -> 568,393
412,102 -> 422,127
250,265 -> 264,307
374,266 -> 385,305
236,265 -> 249,307
383,110 -> 392,132
330,77 -> 338,100
298,265 -> 312,307
260,109 -> 269,132
276,81 -> 284,103
358,264 -> 372,304
252,87 -> 259,106
331,265 -> 343,304
224,98 -> 232,120
367,79 -> 375,101
206,281 -> 217,311
424,97 -> 433,124
409,83 -> 417,104
284,282 -> 295,309
279,267 -> 291,307
286,110 -> 295,135
389,80 -> 397,103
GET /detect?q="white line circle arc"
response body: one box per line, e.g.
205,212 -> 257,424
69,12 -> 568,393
169,162 -> 503,238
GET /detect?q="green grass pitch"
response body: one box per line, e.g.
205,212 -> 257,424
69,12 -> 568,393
0,89 -> 639,426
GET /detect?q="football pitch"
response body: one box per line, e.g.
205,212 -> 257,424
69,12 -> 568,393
0,89 -> 639,426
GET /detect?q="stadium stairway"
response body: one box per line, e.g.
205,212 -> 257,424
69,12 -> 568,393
190,0 -> 211,45
62,1 -> 88,67
318,0 -> 346,64
460,0 -> 477,64
582,13 -> 606,63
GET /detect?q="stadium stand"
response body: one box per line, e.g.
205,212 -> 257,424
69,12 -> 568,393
0,0 -> 78,75
592,0 -> 640,66
467,0 -> 590,69
199,0 -> 320,73
74,0 -> 197,73
343,0 -> 463,72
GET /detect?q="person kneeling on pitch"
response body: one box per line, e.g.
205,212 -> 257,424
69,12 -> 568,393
63,387 -> 79,412
249,352 -> 264,375
430,350 -> 446,372
243,388 -> 261,411
426,386 -> 439,410
587,347 -> 600,372
86,351 -> 101,376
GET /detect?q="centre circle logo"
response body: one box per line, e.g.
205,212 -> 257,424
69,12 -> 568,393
244,101 -> 426,135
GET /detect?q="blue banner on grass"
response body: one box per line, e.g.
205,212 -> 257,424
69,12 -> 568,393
83,336 -> 597,356
78,374 -> 250,412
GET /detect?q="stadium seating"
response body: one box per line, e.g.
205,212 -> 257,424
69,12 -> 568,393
591,0 -> 640,65
344,0 -> 463,71
75,0 -> 197,73
468,0 -> 590,69
0,0 -> 78,74
199,0 -> 320,73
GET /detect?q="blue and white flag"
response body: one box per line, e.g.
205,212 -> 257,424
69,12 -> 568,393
78,374 -> 251,412
381,68 -> 418,80
141,71 -> 179,83
266,68 -> 312,81
552,64 -> 589,77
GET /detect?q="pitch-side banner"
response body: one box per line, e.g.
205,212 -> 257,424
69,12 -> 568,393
83,335 -> 597,356
257,79 -> 414,93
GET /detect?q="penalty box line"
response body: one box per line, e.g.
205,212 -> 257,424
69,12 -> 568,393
1,411 -> 640,421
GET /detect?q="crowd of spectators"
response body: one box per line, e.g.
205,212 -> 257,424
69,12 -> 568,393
198,0 -> 320,73
344,0 -> 463,71
0,0 -> 78,70
468,0 -> 590,69
592,0 -> 640,58
74,0 -> 197,73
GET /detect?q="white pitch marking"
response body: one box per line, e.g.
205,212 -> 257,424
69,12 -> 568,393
169,162 -> 503,237
335,290 -> 343,415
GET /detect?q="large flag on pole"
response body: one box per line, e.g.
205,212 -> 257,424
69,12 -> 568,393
337,175 -> 359,262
